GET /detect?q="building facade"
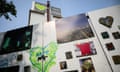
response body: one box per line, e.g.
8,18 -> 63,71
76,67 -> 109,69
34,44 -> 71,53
0,3 -> 120,72
28,1 -> 62,25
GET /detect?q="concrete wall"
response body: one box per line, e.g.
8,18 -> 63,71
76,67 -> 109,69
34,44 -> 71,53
28,10 -> 62,26
88,5 -> 120,72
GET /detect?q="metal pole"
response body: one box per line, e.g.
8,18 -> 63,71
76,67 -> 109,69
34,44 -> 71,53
41,1 -> 51,72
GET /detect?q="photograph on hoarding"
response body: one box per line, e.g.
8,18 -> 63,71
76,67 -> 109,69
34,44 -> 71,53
80,58 -> 95,72
112,32 -> 120,39
0,26 -> 33,54
101,31 -> 110,39
75,41 -> 97,57
56,13 -> 94,44
59,61 -> 67,70
112,55 -> 120,64
105,42 -> 115,51
65,51 -> 73,59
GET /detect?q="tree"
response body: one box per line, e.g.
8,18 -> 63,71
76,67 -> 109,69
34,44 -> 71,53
0,0 -> 17,21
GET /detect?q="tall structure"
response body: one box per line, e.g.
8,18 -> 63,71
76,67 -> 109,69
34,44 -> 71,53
46,0 -> 50,22
28,1 -> 62,25
0,3 -> 120,72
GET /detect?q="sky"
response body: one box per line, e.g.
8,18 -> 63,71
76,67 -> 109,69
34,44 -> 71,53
0,0 -> 120,32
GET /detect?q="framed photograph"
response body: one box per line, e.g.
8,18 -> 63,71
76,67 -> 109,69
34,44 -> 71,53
105,42 -> 115,51
17,54 -> 23,61
75,41 -> 97,57
59,61 -> 67,70
56,13 -> 94,44
112,55 -> 120,64
112,32 -> 120,39
99,16 -> 113,28
80,58 -> 95,72
65,51 -> 73,59
101,31 -> 109,39
24,66 -> 31,72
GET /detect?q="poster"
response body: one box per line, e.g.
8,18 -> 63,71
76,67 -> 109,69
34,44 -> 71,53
56,13 -> 94,44
0,26 -> 33,54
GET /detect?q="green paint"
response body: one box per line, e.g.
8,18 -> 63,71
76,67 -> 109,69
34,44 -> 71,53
25,40 -> 30,47
44,42 -> 58,72
30,46 -> 42,72
25,31 -> 31,36
25,43 -> 28,47
30,42 -> 58,72
17,41 -> 20,47
35,3 -> 46,11
3,37 -> 10,49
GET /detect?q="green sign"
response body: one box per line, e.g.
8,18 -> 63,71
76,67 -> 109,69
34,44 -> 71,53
35,3 -> 46,11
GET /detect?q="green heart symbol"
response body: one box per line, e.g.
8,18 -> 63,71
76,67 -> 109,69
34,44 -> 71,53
30,42 -> 58,72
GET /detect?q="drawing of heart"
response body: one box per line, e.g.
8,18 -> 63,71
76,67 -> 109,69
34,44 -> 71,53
99,16 -> 113,28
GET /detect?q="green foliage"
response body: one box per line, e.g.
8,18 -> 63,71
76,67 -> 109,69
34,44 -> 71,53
0,0 -> 17,20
